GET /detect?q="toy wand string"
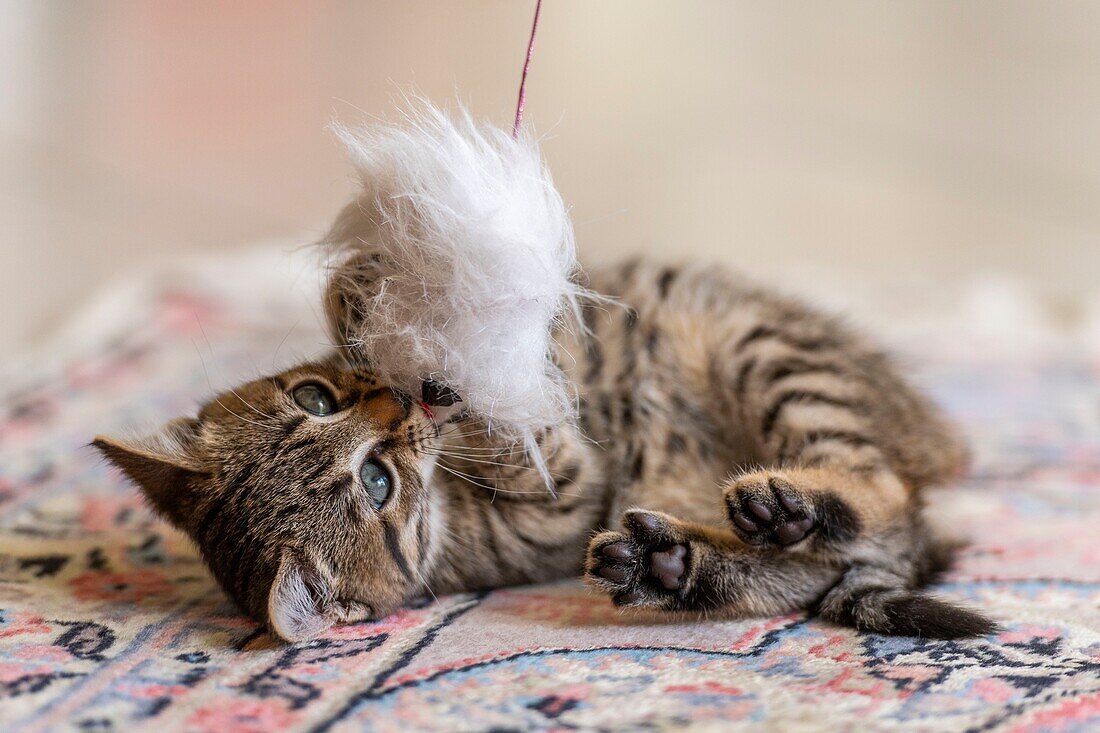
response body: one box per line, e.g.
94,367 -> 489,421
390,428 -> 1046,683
512,0 -> 543,138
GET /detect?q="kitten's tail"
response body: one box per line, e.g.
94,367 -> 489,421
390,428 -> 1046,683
819,585 -> 998,639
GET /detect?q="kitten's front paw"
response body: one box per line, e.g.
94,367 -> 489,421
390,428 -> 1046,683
585,510 -> 692,609
725,473 -> 816,548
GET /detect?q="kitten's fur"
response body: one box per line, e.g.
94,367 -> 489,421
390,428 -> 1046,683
95,260 -> 994,642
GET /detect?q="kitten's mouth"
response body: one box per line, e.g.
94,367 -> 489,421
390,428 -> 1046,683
417,400 -> 436,421
418,380 -> 463,429
418,401 -> 463,437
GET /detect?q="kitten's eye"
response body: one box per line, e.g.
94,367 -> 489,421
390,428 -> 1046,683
292,383 -> 335,416
359,459 -> 391,509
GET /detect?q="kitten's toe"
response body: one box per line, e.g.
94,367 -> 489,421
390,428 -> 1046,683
726,474 -> 817,548
600,540 -> 637,561
585,531 -> 638,594
597,562 -> 630,583
623,509 -> 677,543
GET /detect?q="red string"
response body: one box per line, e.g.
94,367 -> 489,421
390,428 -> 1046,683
512,0 -> 543,139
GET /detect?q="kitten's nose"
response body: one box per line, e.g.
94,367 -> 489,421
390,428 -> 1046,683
421,379 -> 461,407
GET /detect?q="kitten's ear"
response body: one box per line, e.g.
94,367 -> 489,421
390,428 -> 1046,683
93,417 -> 206,527
267,548 -> 337,643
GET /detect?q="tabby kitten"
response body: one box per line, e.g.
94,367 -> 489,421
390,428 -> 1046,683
95,260 -> 995,642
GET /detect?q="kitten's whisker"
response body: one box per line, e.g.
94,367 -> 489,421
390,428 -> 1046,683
434,464 -> 564,496
427,445 -> 528,461
436,443 -> 524,454
271,319 -> 301,371
433,462 -> 580,497
437,436 -> 527,450
190,319 -> 279,424
426,444 -> 516,456
436,434 -> 514,443
211,398 -> 283,433
226,386 -> 279,421
428,450 -> 560,477
436,430 -> 506,440
409,559 -> 438,605
192,338 -> 219,395
432,454 -> 540,473
433,463 -> 500,493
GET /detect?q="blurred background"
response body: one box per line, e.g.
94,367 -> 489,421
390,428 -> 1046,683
2,0 -> 1099,350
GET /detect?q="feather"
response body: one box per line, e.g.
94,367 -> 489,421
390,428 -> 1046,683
321,101 -> 588,480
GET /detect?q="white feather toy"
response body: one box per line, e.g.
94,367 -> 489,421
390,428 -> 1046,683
320,101 -> 587,482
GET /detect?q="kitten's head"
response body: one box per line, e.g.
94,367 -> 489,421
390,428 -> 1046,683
94,359 -> 446,642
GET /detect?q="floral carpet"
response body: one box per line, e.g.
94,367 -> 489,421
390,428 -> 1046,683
1,257 -> 1099,732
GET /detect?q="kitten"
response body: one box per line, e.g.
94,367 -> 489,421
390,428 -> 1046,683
95,259 -> 994,642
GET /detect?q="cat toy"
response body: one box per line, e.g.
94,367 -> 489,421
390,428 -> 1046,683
321,1 -> 583,485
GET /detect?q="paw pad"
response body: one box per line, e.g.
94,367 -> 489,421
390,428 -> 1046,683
586,511 -> 692,608
649,544 -> 687,590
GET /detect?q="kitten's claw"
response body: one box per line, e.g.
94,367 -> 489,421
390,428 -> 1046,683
585,509 -> 692,609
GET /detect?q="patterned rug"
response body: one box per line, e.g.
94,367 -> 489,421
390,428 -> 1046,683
2,255 -> 1099,732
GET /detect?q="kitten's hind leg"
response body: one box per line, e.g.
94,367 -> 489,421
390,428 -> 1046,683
716,312 -> 970,555
719,466 -> 997,637
584,508 -> 996,638
815,549 -> 997,639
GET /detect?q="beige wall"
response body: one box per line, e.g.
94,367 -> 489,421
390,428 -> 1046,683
3,1 -> 1099,348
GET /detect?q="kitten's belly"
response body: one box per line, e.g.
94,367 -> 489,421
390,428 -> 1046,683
564,261 -> 764,531
614,470 -> 732,528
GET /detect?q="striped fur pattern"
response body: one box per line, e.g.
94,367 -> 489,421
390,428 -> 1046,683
95,259 -> 994,642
